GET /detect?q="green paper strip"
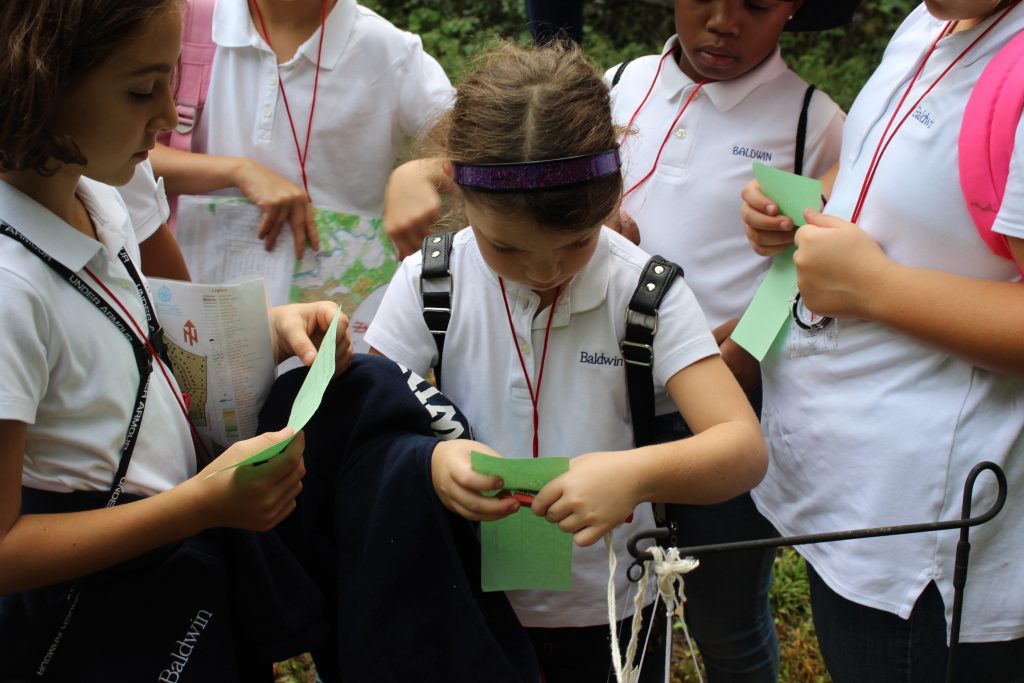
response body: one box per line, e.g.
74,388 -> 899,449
471,451 -> 573,592
213,309 -> 341,472
732,164 -> 823,360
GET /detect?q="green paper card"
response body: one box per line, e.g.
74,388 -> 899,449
471,451 -> 573,592
214,309 -> 341,472
732,164 -> 823,360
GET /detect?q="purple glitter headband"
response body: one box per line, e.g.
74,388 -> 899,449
450,147 -> 621,192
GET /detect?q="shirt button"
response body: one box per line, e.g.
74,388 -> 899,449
519,340 -> 531,356
675,127 -> 687,139
268,75 -> 278,87
262,106 -> 273,118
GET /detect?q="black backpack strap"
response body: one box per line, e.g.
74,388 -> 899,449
621,255 -> 682,448
611,58 -> 633,88
794,83 -> 816,176
421,232 -> 454,387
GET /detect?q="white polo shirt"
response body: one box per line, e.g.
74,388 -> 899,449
0,179 -> 195,497
366,227 -> 720,628
195,0 -> 453,216
117,159 -> 170,243
608,39 -> 845,328
755,5 -> 1024,642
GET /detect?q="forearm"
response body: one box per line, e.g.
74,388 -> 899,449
0,485 -> 204,594
150,143 -> 244,197
629,418 -> 767,506
866,259 -> 1024,376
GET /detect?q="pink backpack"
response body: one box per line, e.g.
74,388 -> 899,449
158,0 -> 216,152
958,29 -> 1024,271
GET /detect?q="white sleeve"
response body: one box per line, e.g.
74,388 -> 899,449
651,276 -> 721,388
115,160 -> 170,243
991,114 -> 1024,242
397,34 -> 454,137
363,252 -> 438,377
0,270 -> 50,424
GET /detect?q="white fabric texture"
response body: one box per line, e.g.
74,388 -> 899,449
0,179 -> 195,496
197,0 -> 453,216
366,227 -> 720,627
608,39 -> 845,329
116,159 -> 170,243
754,5 -> 1024,642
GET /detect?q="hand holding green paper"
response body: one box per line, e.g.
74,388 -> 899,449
471,451 -> 573,592
210,308 -> 342,474
732,163 -> 823,360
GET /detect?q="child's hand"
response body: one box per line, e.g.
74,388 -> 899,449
189,428 -> 306,531
430,440 -> 520,521
794,211 -> 893,319
741,179 -> 796,256
606,209 -> 641,245
384,159 -> 446,260
531,451 -> 640,548
232,158 -> 318,257
713,318 -> 760,394
270,301 -> 353,375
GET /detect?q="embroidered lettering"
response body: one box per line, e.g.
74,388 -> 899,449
400,365 -> 467,439
912,105 -> 935,129
158,610 -> 214,682
732,146 -> 773,163
578,351 -> 624,367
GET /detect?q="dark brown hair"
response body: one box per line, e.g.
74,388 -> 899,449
431,40 -> 622,232
0,0 -> 176,175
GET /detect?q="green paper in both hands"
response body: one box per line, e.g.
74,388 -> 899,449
471,451 -> 573,592
212,309 -> 341,473
732,164 -> 823,361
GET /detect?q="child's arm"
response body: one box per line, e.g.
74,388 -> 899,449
0,423 -> 305,595
789,211 -> 1024,376
429,439 -> 521,522
383,158 -> 458,260
531,355 -> 766,547
139,223 -> 191,281
149,143 -> 317,258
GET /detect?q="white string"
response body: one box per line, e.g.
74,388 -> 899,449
607,535 -> 702,683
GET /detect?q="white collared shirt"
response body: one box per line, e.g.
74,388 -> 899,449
117,159 -> 170,243
0,179 -> 194,496
195,0 -> 453,215
755,5 -> 1024,642
608,38 -> 845,328
366,227 -> 719,628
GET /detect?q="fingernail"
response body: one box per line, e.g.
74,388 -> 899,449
302,351 -> 316,365
767,204 -> 777,214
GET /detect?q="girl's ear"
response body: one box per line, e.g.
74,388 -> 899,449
442,160 -> 454,180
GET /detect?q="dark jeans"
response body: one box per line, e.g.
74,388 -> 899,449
525,0 -> 584,45
650,385 -> 780,682
526,601 -> 665,683
808,565 -> 1024,683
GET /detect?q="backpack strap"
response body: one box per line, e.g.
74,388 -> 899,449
959,29 -> 1024,270
421,233 -> 455,388
158,0 -> 216,152
621,255 -> 682,448
611,58 -> 633,88
794,84 -> 817,177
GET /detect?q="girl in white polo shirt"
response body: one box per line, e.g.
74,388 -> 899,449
366,41 -> 768,683
605,2 -> 849,680
150,0 -> 453,258
742,1 -> 1024,680
0,1 -> 359,678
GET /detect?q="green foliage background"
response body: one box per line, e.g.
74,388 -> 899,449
362,0 -> 921,111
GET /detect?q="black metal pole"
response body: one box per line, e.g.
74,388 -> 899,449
625,461 -> 1008,682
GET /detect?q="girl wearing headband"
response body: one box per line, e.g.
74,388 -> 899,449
365,41 -> 767,682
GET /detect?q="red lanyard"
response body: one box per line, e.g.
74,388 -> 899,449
250,0 -> 327,197
621,46 -> 708,199
851,6 -> 1018,222
499,279 -> 562,459
84,266 -> 213,466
